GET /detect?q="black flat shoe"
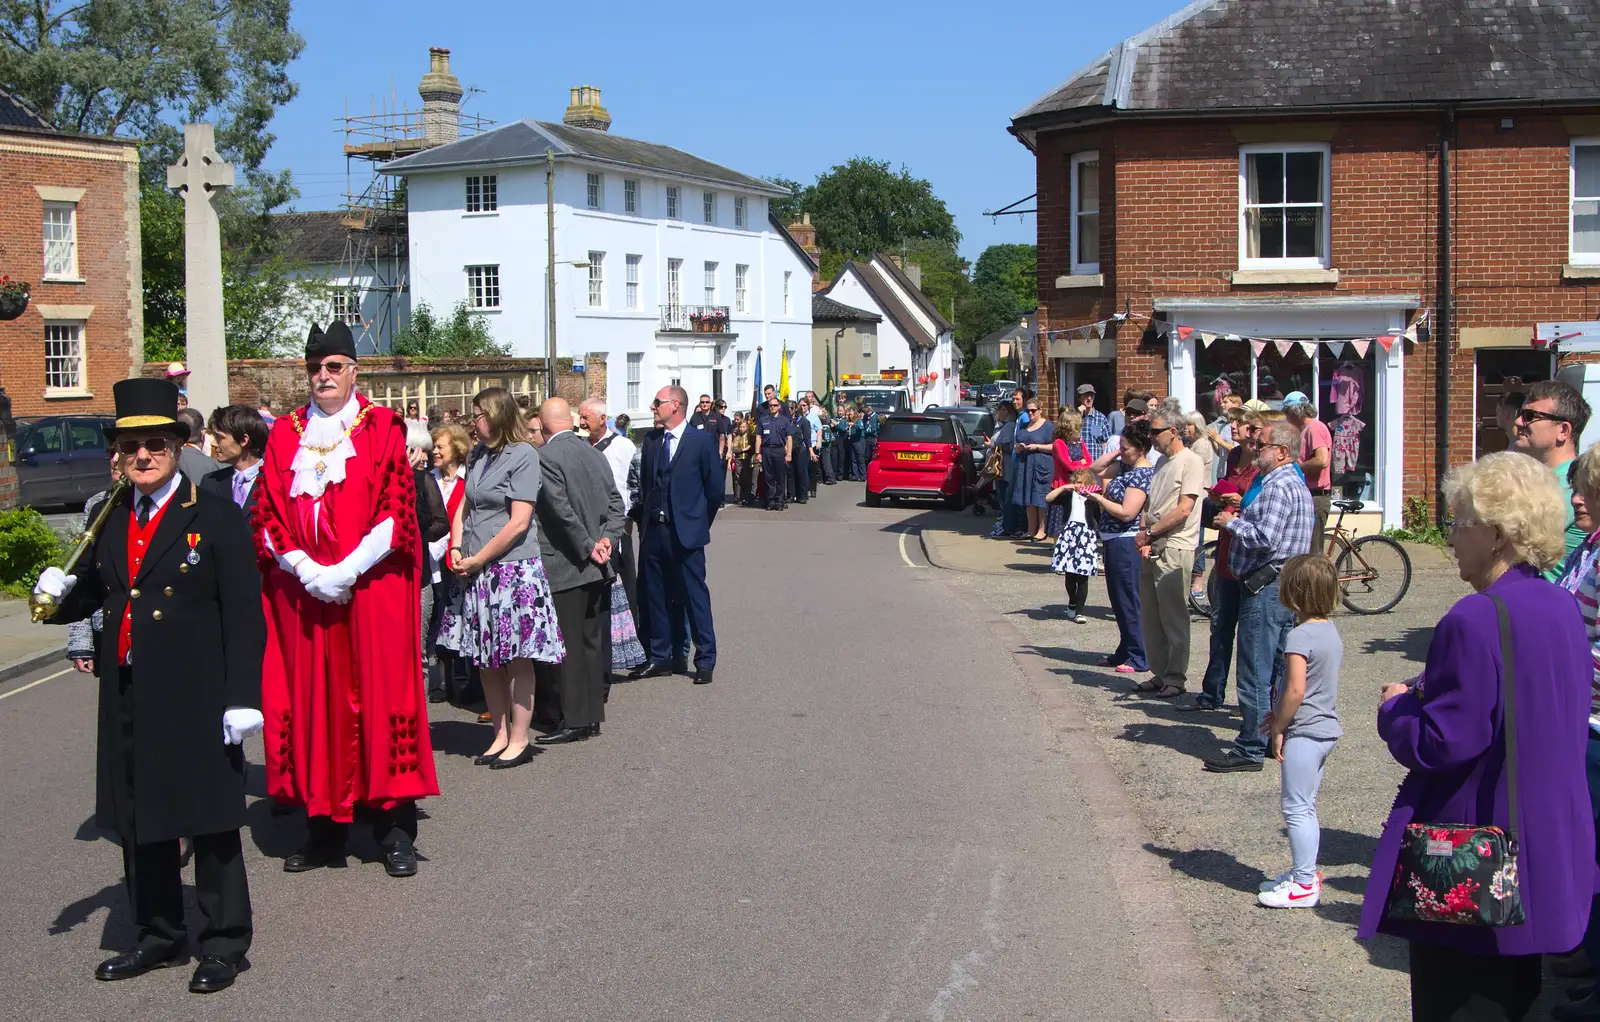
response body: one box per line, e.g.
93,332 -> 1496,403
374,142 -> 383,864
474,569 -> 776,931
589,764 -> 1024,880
473,747 -> 509,765
427,688 -> 448,704
489,745 -> 535,770
1202,750 -> 1264,773
95,947 -> 187,982
535,724 -> 599,745
188,955 -> 239,994
694,669 -> 714,686
282,843 -> 342,873
629,662 -> 673,681
384,839 -> 418,878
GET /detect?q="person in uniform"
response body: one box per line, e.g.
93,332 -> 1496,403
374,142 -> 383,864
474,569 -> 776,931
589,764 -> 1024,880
760,398 -> 793,510
253,322 -> 436,878
34,377 -> 265,994
788,400 -> 811,505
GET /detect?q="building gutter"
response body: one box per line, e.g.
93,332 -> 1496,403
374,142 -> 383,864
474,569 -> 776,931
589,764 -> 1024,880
1435,105 -> 1455,525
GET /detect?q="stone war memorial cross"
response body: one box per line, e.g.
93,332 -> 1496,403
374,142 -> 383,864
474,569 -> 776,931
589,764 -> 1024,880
166,123 -> 235,419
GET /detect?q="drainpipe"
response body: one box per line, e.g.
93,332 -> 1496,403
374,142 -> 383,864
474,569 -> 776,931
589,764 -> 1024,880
1434,106 -> 1455,524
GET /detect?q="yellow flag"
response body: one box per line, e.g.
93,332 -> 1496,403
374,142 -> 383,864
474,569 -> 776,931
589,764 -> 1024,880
779,345 -> 791,400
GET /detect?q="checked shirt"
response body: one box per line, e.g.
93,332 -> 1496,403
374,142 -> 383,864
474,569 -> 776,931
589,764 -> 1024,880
1081,408 -> 1112,459
1225,463 -> 1313,578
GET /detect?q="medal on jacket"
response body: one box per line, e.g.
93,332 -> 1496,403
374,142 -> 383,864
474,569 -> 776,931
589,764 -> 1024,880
186,533 -> 201,565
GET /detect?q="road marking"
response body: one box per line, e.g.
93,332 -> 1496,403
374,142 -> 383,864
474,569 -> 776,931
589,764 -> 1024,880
898,527 -> 923,569
0,667 -> 72,701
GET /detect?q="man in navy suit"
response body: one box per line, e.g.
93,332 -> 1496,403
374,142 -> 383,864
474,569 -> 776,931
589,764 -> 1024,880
629,385 -> 724,685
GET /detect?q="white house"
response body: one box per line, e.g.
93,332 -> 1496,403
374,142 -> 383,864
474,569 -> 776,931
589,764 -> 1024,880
817,255 -> 960,407
274,209 -> 409,355
380,88 -> 816,417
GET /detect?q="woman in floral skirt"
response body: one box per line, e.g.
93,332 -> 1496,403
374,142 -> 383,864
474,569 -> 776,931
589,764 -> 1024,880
439,387 -> 566,770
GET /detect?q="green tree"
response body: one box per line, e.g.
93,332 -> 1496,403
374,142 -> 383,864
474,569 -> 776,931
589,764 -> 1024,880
972,243 -> 1037,312
392,301 -> 511,359
964,353 -> 995,383
765,175 -> 805,227
803,158 -> 958,259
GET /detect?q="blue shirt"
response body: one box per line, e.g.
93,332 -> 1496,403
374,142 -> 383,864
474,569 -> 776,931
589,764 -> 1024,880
1081,408 -> 1112,459
1100,464 -> 1156,538
761,417 -> 792,447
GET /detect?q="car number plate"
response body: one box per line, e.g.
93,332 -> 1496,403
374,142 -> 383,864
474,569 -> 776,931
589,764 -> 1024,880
898,452 -> 931,462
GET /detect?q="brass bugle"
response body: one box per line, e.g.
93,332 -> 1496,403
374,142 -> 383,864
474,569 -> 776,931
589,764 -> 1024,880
29,477 -> 131,622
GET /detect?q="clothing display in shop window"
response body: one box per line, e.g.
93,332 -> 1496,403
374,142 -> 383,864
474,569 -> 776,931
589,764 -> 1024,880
1330,364 -> 1364,417
1330,414 -> 1365,475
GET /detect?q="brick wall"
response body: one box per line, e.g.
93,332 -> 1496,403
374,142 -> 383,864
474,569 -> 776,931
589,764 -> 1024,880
1031,110 -> 1600,507
0,128 -> 140,419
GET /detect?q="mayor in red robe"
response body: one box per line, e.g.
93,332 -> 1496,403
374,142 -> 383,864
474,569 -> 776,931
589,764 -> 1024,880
254,322 -> 436,878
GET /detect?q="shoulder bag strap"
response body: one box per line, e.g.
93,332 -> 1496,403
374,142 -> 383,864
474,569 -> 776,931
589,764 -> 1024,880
1488,594 -> 1519,844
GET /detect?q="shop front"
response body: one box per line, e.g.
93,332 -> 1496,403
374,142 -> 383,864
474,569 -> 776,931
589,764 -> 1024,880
1156,295 -> 1419,530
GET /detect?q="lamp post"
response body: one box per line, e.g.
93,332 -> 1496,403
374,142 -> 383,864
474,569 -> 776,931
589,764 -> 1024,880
542,257 -> 590,402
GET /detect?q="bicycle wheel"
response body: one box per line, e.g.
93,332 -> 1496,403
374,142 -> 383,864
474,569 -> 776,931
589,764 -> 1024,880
1336,535 -> 1412,614
1189,540 -> 1218,619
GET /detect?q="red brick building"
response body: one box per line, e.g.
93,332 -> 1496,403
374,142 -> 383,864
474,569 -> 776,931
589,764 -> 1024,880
0,88 -> 141,418
1009,0 -> 1600,527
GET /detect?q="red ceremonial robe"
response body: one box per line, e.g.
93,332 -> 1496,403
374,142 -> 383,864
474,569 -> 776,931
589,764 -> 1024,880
254,395 -> 437,821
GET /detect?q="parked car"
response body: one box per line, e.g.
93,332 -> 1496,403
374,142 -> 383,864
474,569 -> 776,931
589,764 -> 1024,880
924,406 -> 996,476
865,413 -> 980,509
975,380 -> 1019,407
14,415 -> 115,508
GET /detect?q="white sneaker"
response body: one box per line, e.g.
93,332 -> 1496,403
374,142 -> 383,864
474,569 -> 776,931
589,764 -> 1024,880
1258,877 -> 1320,908
1258,869 -> 1323,893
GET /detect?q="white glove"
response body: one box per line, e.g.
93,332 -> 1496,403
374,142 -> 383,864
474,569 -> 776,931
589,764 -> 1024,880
222,707 -> 264,745
305,561 -> 358,604
34,567 -> 77,600
293,556 -> 326,587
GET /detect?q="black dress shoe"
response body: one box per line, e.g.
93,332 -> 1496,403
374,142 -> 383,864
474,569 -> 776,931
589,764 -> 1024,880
95,946 -> 187,982
384,839 -> 418,878
694,669 -> 714,685
629,661 -> 673,681
1202,750 -> 1264,773
473,747 -> 509,765
671,659 -> 690,674
427,687 -> 448,704
188,955 -> 239,993
535,724 -> 598,745
489,745 -> 535,770
282,843 -> 342,873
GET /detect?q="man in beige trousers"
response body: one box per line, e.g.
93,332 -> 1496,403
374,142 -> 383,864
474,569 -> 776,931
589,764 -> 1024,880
1134,403 -> 1207,699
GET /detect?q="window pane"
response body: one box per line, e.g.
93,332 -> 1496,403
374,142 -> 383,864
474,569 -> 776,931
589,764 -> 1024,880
1249,207 -> 1286,259
1284,152 -> 1322,204
1076,158 -> 1099,213
1284,207 -> 1323,258
1249,152 -> 1284,204
1195,341 -> 1253,420
1575,200 -> 1600,255
1576,145 -> 1600,198
1318,346 -> 1377,500
1076,212 -> 1099,266
1255,342 -> 1313,405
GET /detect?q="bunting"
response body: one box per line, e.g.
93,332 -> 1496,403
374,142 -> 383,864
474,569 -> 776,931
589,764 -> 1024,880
1298,340 -> 1318,358
1031,308 -> 1433,360
1274,340 -> 1293,357
1326,341 -> 1346,358
1352,339 -> 1371,358
1250,339 -> 1267,357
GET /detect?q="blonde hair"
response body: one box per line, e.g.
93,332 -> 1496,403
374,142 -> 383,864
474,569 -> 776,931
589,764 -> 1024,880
1572,443 -> 1600,505
472,386 -> 528,451
1055,407 -> 1082,442
1279,554 -> 1339,619
1443,450 -> 1568,571
431,423 -> 471,467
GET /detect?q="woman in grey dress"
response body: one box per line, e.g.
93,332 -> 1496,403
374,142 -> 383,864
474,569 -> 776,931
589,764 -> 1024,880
438,387 -> 565,770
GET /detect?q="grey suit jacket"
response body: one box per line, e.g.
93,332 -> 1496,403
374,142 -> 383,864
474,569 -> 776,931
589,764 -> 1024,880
533,431 -> 625,593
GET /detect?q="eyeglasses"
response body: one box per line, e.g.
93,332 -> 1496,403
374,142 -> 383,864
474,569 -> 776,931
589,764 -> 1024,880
1152,425 -> 1176,436
307,360 -> 355,375
1025,406 -> 1040,413
115,437 -> 175,455
651,397 -> 680,409
1516,409 -> 1569,426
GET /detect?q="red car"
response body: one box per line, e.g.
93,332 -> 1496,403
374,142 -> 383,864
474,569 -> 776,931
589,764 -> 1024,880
865,413 -> 979,509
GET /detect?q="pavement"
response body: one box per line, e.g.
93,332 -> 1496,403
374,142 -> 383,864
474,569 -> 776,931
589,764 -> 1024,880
0,597 -> 69,682
0,482 -> 1228,1022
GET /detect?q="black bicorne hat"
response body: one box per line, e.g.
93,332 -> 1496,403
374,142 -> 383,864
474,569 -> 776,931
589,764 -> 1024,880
105,378 -> 189,441
306,321 -> 357,361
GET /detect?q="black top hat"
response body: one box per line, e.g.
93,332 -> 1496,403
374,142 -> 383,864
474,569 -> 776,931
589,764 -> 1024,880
105,378 -> 189,441
305,321 -> 357,361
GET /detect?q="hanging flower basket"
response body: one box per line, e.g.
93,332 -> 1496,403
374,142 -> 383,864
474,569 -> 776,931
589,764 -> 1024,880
0,276 -> 30,322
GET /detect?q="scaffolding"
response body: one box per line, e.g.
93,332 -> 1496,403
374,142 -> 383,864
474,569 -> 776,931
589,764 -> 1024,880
334,93 -> 494,354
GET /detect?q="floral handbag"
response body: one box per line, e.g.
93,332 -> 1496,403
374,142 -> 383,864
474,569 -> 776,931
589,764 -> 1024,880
1384,595 -> 1525,927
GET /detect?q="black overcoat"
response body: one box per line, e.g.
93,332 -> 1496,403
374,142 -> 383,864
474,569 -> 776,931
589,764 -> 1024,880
52,478 -> 265,844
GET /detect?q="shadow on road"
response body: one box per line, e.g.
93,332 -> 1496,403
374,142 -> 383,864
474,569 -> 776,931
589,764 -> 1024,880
1145,843 -> 1262,893
429,718 -> 493,760
1360,627 -> 1434,663
49,882 -> 134,950
1319,827 -> 1379,868
1115,720 -> 1225,761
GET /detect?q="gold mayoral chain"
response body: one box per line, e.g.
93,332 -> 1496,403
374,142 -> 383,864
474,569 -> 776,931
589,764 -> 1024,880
290,403 -> 374,481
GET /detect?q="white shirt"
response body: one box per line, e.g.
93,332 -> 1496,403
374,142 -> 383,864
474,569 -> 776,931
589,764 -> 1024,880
593,430 -> 637,514
664,420 -> 687,462
428,465 -> 467,582
134,471 -> 184,516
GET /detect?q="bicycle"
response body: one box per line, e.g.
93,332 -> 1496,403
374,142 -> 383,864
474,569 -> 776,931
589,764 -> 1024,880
1324,498 -> 1412,614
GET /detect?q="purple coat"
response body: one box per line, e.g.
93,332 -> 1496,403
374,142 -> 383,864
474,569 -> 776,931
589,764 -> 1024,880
1359,564 -> 1595,954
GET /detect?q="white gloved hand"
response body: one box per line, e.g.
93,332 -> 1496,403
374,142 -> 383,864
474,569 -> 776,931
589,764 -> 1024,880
34,567 -> 77,600
304,561 -> 358,604
293,556 -> 326,587
222,707 -> 265,745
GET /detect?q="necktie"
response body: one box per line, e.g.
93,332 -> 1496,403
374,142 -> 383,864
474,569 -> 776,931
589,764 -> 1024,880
232,472 -> 249,507
661,431 -> 673,465
137,495 -> 154,527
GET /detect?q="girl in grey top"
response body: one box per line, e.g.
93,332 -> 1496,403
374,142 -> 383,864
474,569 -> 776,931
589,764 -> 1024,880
1260,553 -> 1344,908
436,387 -> 566,770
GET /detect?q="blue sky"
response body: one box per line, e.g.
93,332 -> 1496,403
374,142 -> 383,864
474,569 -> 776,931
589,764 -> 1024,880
264,0 -> 1180,263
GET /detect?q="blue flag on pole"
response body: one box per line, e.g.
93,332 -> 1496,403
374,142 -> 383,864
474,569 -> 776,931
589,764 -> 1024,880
750,348 -> 764,414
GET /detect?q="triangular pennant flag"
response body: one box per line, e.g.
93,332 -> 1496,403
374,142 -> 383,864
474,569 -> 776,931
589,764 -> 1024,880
1093,321 -> 1105,339
1403,323 -> 1419,342
1200,331 -> 1216,348
1326,341 -> 1346,358
1155,321 -> 1171,338
1225,333 -> 1242,343
1377,334 -> 1398,353
1298,340 -> 1318,358
1177,325 -> 1195,342
1274,340 -> 1293,356
1250,339 -> 1267,357
1352,339 -> 1371,358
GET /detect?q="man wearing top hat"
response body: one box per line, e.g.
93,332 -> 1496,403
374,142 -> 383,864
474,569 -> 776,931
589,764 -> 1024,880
253,322 -> 435,877
32,377 -> 265,993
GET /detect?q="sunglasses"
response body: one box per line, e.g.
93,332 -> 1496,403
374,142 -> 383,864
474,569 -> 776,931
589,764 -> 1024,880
1516,409 -> 1569,426
307,360 -> 355,375
651,397 -> 680,409
115,437 -> 176,455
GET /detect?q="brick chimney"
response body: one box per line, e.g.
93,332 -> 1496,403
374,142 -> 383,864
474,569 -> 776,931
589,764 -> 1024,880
886,253 -> 923,289
563,86 -> 611,132
786,212 -> 820,259
419,48 -> 462,146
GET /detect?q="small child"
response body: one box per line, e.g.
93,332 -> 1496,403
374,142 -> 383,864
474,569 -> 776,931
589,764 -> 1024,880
1258,553 -> 1343,909
1046,468 -> 1102,623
